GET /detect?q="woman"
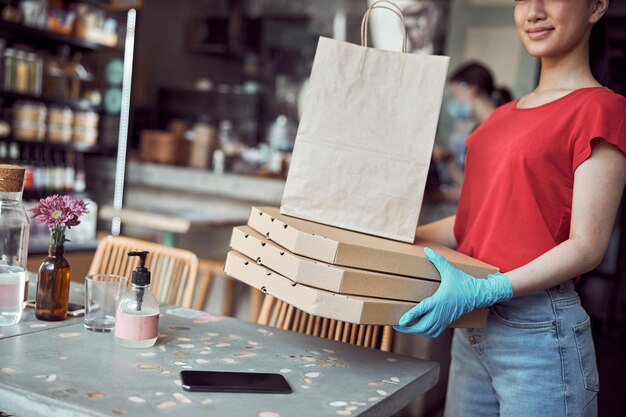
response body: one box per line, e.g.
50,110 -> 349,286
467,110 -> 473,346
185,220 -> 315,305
445,62 -> 513,125
395,1 -> 625,416
435,62 -> 513,199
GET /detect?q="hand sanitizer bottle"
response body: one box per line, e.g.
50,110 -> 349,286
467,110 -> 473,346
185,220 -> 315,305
114,251 -> 159,348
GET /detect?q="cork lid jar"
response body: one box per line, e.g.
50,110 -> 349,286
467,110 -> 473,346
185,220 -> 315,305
0,164 -> 26,193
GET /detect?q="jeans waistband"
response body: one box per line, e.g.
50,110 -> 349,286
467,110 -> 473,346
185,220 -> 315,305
495,279 -> 579,314
546,279 -> 578,302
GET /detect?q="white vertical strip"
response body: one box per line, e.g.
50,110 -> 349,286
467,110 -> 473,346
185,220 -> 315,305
333,7 -> 347,42
111,9 -> 137,235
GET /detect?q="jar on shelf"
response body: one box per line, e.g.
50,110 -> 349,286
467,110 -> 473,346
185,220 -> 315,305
48,106 -> 73,126
13,121 -> 46,142
72,110 -> 99,147
13,101 -> 47,124
42,60 -> 69,99
3,48 -> 16,91
13,102 -> 46,141
14,50 -> 29,93
27,53 -> 44,96
72,126 -> 98,146
48,124 -> 73,143
47,106 -> 74,143
73,110 -> 99,129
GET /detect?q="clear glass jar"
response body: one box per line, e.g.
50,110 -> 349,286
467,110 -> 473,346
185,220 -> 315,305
0,164 -> 29,326
114,283 -> 160,348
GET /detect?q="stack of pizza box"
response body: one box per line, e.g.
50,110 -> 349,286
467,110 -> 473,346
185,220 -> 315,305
224,207 -> 498,327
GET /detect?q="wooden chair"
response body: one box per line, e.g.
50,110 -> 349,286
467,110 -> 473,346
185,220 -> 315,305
196,259 -> 265,319
194,258 -> 228,312
88,235 -> 199,308
256,295 -> 394,352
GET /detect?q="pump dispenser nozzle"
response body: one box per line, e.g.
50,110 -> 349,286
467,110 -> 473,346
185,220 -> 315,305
128,251 -> 150,310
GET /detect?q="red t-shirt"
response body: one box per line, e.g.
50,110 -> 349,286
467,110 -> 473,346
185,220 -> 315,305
454,87 -> 626,272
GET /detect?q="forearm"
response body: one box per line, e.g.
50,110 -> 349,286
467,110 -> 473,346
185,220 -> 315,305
415,215 -> 457,248
507,141 -> 626,297
506,236 -> 604,296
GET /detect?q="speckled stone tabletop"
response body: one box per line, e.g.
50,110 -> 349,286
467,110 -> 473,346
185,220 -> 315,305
0,277 -> 84,340
0,306 -> 439,417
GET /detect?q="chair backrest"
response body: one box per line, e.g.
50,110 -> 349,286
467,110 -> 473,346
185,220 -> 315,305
256,295 -> 394,352
88,235 -> 199,308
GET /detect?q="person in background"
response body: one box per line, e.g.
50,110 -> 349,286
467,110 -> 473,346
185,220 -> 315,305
435,62 -> 513,200
397,0 -> 625,416
445,62 -> 513,127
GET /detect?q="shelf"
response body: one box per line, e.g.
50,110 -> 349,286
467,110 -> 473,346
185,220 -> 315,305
0,136 -> 116,154
0,90 -> 102,112
0,20 -> 119,52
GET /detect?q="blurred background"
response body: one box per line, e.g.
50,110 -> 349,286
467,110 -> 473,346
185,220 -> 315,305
0,0 -> 624,415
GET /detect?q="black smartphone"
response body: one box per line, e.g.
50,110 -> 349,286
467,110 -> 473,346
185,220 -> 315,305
24,300 -> 85,317
179,370 -> 292,394
67,302 -> 86,317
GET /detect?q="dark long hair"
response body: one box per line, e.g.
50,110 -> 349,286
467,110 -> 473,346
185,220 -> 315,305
450,62 -> 513,107
590,5 -> 610,86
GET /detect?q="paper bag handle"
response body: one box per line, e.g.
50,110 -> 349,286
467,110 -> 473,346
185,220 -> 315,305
360,0 -> 408,53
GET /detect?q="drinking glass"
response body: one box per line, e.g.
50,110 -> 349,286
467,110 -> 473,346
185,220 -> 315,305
84,274 -> 128,332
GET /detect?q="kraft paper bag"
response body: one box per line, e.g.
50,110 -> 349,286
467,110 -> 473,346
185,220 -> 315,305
280,26 -> 449,242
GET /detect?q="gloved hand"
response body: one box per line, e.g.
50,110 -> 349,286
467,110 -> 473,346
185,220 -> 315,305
394,247 -> 513,338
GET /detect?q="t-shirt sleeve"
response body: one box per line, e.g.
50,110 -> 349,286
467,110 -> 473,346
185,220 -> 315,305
571,93 -> 626,172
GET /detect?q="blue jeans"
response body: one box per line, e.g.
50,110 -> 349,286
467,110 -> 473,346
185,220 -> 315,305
444,280 -> 599,417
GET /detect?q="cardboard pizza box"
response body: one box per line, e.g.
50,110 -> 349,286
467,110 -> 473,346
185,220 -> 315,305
230,225 -> 439,303
224,250 -> 487,327
247,206 -> 498,280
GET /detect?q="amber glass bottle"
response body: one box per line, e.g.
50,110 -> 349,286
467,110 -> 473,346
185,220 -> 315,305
35,244 -> 70,321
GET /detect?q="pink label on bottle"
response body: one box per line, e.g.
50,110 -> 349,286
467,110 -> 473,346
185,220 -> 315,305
0,283 -> 21,308
114,312 -> 159,341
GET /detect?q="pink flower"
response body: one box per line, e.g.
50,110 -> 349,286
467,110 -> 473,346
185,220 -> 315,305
30,195 -> 89,246
31,195 -> 87,228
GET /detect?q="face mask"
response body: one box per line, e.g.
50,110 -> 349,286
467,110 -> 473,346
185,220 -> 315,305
446,98 -> 473,121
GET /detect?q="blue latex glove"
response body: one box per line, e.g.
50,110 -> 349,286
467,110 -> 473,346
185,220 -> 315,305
394,247 -> 513,338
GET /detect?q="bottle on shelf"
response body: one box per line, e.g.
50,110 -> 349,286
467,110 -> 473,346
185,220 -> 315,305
14,50 -> 29,94
0,142 -> 7,163
30,52 -> 43,96
3,48 -> 16,91
0,39 -> 4,81
64,151 -> 75,193
8,142 -> 19,162
41,146 -> 53,196
32,146 -> 44,198
0,108 -> 10,139
53,150 -> 65,193
73,151 -> 86,193
20,145 -> 34,200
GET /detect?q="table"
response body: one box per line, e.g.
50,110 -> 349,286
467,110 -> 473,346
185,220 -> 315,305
0,277 -> 84,340
0,306 -> 439,417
